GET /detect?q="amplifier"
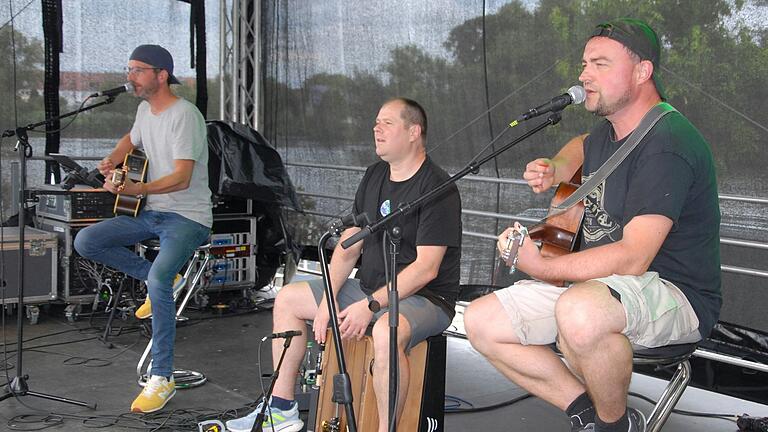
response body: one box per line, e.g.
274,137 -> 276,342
212,196 -> 252,216
35,217 -> 132,303
193,217 -> 258,290
36,185 -> 115,222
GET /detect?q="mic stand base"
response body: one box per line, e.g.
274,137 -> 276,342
0,128 -> 96,410
0,375 -> 95,408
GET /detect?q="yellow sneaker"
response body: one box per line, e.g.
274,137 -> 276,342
131,375 -> 176,413
135,274 -> 184,319
135,296 -> 152,319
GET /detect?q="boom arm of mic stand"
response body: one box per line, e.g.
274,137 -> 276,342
341,111 -> 562,250
318,229 -> 358,432
2,97 -> 117,139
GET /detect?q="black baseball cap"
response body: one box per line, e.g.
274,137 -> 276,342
129,44 -> 181,85
590,18 -> 666,100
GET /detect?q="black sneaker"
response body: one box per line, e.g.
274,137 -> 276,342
572,422 -> 595,432
627,407 -> 647,432
570,407 -> 595,431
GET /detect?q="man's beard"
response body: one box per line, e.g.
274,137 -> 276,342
137,81 -> 159,100
591,88 -> 632,117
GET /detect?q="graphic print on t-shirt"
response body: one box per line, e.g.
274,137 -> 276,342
380,199 -> 391,217
581,172 -> 620,244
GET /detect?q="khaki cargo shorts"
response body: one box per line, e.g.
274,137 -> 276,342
494,272 -> 701,348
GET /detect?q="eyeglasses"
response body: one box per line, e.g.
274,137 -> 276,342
125,66 -> 160,76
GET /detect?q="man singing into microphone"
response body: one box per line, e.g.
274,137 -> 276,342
74,44 -> 211,413
227,98 -> 462,432
465,18 -> 721,432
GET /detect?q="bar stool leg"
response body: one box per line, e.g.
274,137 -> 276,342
98,278 -> 127,346
136,245 -> 211,389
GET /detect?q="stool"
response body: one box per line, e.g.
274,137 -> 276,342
632,343 -> 696,432
315,331 -> 446,432
135,238 -> 212,389
550,342 -> 696,432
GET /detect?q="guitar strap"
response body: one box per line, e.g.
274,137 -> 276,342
551,102 -> 677,213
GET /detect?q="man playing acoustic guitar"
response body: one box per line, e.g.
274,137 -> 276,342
464,18 -> 721,432
74,44 -> 211,413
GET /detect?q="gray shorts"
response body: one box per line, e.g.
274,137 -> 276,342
494,272 -> 701,349
307,278 -> 451,349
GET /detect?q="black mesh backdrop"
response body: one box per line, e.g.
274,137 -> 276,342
42,0 -> 62,184
261,0 -> 768,314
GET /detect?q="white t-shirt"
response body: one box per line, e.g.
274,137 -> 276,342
129,98 -> 212,227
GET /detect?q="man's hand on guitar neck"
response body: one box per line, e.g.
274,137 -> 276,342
498,223 -> 547,280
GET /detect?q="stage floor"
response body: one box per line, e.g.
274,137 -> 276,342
0,300 -> 765,431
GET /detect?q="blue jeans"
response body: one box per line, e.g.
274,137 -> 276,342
74,210 -> 210,377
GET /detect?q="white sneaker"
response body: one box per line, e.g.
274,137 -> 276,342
226,400 -> 303,432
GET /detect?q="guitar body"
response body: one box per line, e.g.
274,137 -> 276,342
113,149 -> 148,217
527,168 -> 585,286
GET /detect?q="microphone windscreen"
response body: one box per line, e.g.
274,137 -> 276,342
568,85 -> 586,104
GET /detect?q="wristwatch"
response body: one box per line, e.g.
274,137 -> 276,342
366,294 -> 381,313
135,182 -> 147,199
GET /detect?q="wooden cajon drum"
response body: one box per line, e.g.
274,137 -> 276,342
314,332 -> 446,432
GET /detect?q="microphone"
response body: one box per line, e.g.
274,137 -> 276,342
511,85 -> 586,126
332,212 -> 370,230
266,330 -> 302,340
89,83 -> 134,98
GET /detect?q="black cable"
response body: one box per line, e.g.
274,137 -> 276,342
25,330 -> 142,368
1,0 -> 31,409
480,0 -> 505,249
26,96 -> 93,136
628,391 -> 737,422
1,336 -> 98,356
444,391 -> 532,413
441,387 -> 741,423
0,326 -> 94,348
0,0 -> 35,32
257,335 -> 277,431
1,134 -> 9,375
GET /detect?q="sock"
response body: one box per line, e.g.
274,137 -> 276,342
566,392 -> 595,429
270,395 -> 294,411
595,411 -> 629,432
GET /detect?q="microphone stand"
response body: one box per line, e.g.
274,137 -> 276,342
0,96 -> 116,408
341,111 -> 563,432
317,226 -> 358,432
252,334 -> 297,432
384,228 -> 400,432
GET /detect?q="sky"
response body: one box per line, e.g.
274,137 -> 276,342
0,0 -> 221,77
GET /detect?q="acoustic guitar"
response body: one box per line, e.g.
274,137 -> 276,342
112,149 -> 148,217
503,167 -> 585,286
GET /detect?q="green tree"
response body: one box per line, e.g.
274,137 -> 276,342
0,27 -> 45,133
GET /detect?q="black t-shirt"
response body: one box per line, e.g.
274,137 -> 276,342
353,157 -> 462,318
580,111 -> 722,338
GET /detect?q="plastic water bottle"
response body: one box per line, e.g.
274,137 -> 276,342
302,341 -> 315,391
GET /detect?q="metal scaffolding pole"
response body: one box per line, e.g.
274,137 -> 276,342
219,0 -> 261,130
